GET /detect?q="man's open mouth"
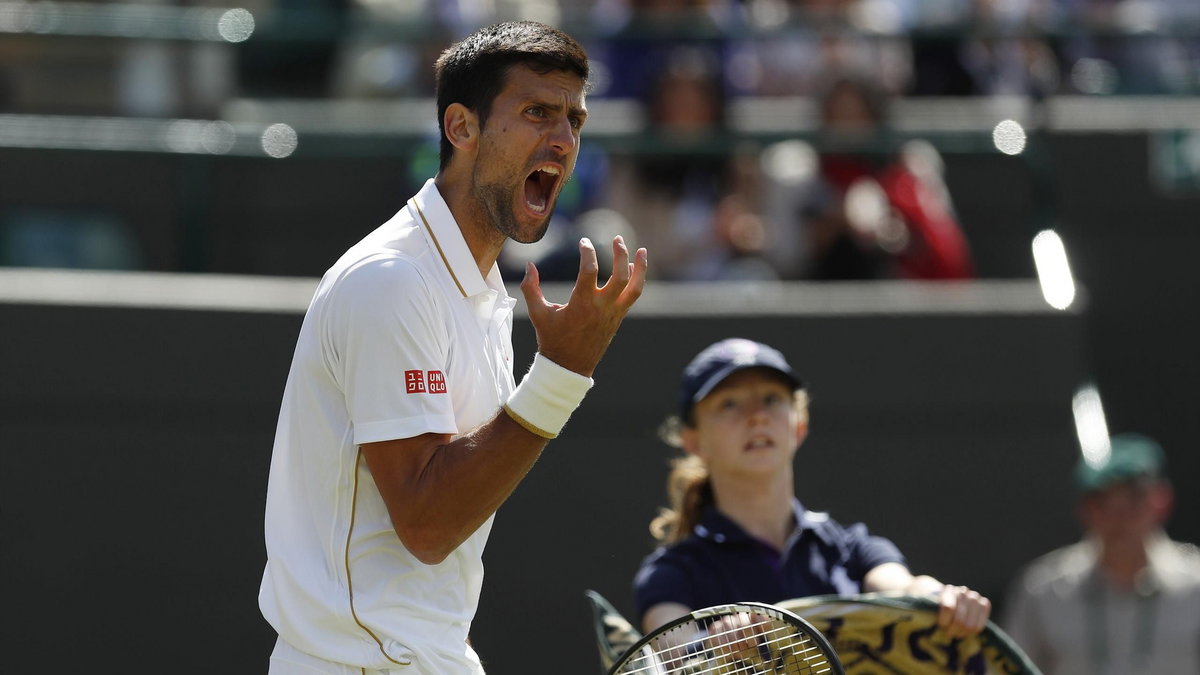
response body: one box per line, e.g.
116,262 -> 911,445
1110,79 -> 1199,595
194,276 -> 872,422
524,165 -> 561,214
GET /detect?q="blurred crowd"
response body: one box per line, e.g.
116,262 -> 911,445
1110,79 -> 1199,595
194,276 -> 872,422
240,0 -> 1200,103
246,0 -> 1198,281
3,0 -> 1200,279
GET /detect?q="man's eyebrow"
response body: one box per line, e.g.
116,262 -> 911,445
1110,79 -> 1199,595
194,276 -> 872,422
528,96 -> 588,120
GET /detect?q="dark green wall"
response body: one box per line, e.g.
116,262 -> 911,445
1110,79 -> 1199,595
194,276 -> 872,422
1,298 -> 1095,673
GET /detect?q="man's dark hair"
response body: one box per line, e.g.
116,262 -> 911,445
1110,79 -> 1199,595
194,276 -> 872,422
434,21 -> 589,170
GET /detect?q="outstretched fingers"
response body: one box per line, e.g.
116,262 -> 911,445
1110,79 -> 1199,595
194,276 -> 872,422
571,237 -> 600,299
608,236 -> 631,286
525,235 -> 647,377
520,261 -> 550,318
596,236 -> 647,308
622,246 -> 648,307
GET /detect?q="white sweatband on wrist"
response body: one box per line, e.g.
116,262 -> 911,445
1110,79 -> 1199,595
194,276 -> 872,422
503,353 -> 594,439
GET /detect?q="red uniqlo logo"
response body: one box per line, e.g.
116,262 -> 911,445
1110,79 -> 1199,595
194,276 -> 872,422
428,370 -> 447,394
404,370 -> 426,393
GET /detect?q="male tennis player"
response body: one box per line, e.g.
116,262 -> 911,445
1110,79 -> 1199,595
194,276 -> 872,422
259,22 -> 647,674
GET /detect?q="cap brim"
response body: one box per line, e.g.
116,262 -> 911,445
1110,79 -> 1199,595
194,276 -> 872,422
691,363 -> 803,405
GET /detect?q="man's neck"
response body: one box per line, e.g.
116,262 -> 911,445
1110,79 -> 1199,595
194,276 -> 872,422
1096,536 -> 1153,590
434,174 -> 504,279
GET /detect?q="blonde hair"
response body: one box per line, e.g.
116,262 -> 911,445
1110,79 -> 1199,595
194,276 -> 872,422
649,389 -> 809,544
649,453 -> 713,544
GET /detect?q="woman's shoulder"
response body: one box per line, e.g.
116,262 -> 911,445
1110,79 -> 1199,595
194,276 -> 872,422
639,535 -> 722,572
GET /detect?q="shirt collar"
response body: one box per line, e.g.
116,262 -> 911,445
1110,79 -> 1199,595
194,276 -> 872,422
693,499 -> 838,548
1078,531 -> 1192,595
1140,531 -> 1192,593
408,178 -> 499,299
793,499 -> 840,548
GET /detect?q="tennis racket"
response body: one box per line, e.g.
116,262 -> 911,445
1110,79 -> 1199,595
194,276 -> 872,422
608,602 -> 845,675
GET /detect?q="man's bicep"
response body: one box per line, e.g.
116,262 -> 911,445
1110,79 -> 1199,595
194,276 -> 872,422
360,432 -> 453,512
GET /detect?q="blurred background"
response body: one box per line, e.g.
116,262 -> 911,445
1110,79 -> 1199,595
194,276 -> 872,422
1,0 -> 1198,672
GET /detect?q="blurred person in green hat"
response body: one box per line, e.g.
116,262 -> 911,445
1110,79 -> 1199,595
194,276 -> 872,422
1002,433 -> 1200,675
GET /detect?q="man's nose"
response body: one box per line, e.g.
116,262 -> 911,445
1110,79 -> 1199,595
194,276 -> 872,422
548,116 -> 577,155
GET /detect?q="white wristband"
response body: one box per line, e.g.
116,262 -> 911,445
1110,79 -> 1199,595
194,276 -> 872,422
503,353 -> 594,439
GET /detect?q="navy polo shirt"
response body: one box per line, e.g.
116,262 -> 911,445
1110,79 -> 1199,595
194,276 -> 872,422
633,501 -> 906,623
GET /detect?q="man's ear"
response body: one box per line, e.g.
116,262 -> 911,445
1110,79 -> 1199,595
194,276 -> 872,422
1150,482 -> 1174,525
444,103 -> 480,154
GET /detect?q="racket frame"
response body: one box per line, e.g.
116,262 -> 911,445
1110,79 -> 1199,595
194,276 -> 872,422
607,601 -> 846,675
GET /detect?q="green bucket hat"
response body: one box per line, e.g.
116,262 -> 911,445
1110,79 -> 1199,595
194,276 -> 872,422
1074,432 -> 1166,493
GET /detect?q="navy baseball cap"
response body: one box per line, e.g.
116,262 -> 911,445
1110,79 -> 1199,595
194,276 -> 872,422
679,338 -> 803,422
1074,432 -> 1166,493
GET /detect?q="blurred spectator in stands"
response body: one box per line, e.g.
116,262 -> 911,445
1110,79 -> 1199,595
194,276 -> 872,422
0,65 -> 12,110
1002,432 -> 1200,674
587,0 -> 741,100
234,0 -> 350,98
959,0 -> 1061,97
1056,0 -> 1200,95
602,45 -> 766,280
737,0 -> 914,97
438,0 -> 565,32
908,0 -> 1061,97
687,194 -> 782,281
114,0 -> 249,117
766,73 -> 974,279
327,0 -> 448,100
330,0 -> 575,100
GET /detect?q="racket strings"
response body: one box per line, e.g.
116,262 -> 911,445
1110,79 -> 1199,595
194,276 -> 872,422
681,653 -> 835,675
617,615 -> 836,675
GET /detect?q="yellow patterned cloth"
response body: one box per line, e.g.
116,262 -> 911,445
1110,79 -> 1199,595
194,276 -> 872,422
778,594 -> 1040,675
587,591 -> 1042,675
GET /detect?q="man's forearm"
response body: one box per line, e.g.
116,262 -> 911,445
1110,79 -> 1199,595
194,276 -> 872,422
361,411 -> 550,565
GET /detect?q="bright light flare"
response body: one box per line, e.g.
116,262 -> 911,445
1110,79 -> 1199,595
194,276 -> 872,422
1072,384 -> 1111,468
760,140 -> 817,186
1032,229 -> 1075,310
993,119 -> 1027,155
217,8 -> 253,42
164,119 -> 235,154
261,123 -> 297,158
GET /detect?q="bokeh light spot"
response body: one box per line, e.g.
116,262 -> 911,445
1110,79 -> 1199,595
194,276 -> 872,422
993,119 -> 1027,156
261,123 -> 297,158
218,8 -> 254,43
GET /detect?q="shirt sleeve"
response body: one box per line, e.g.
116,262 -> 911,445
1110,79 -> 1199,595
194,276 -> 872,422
841,521 -> 908,583
324,254 -> 458,445
633,548 -> 700,624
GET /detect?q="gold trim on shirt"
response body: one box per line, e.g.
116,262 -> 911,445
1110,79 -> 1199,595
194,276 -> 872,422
345,449 -> 412,667
410,198 -> 467,299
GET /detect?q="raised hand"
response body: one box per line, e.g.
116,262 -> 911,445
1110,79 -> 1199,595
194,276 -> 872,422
520,235 -> 647,376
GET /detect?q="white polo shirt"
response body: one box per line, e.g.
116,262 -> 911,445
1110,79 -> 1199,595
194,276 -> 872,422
1003,533 -> 1200,675
260,179 -> 517,672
